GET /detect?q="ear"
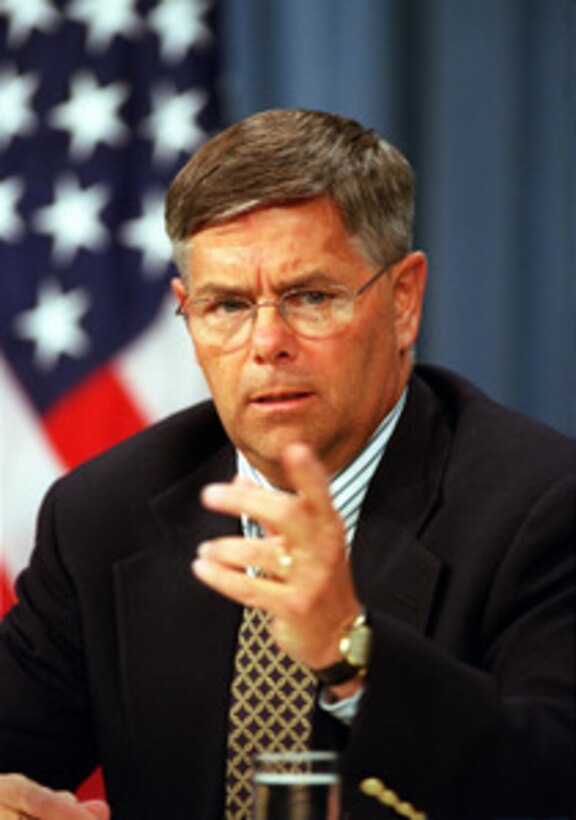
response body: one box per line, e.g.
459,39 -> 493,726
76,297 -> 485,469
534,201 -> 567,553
390,251 -> 427,353
171,276 -> 187,310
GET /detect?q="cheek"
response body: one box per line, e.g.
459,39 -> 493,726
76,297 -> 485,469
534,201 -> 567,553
346,320 -> 392,373
196,352 -> 243,417
193,344 -> 220,390
203,359 -> 232,393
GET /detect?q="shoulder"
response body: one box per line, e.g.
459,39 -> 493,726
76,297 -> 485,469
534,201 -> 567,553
412,364 -> 574,488
49,399 -> 229,504
401,366 -> 575,589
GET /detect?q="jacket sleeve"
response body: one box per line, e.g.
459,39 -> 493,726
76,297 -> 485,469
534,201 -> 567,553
0,484 -> 97,789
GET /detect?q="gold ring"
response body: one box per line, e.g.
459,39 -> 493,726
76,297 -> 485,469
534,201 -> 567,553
277,551 -> 293,577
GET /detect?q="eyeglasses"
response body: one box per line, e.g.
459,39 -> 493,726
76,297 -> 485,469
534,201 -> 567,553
175,263 -> 395,352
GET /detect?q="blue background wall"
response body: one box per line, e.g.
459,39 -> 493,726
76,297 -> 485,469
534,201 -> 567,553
218,0 -> 575,435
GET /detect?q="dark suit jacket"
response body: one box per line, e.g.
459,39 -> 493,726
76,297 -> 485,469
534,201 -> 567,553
0,366 -> 574,819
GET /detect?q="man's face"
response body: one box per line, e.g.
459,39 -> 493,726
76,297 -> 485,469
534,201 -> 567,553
173,197 -> 425,487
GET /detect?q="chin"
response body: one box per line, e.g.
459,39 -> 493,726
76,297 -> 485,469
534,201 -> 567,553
240,436 -> 307,483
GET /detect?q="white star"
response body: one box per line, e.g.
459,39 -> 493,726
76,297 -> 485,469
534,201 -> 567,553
119,190 -> 173,277
0,65 -> 39,150
48,72 -> 130,160
147,0 -> 213,63
0,176 -> 25,242
0,0 -> 61,47
13,278 -> 91,372
32,173 -> 110,266
140,84 -> 206,166
65,0 -> 142,51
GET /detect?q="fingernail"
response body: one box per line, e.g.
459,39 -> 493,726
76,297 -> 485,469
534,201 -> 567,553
56,791 -> 79,804
285,442 -> 311,460
197,541 -> 209,557
201,484 -> 226,504
192,557 -> 208,578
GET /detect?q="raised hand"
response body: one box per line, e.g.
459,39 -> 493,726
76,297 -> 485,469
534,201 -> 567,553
193,442 -> 362,671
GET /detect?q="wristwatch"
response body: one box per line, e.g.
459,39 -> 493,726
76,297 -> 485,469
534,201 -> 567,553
313,613 -> 372,687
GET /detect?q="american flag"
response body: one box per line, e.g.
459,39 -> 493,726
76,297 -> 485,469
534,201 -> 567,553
0,0 -> 220,614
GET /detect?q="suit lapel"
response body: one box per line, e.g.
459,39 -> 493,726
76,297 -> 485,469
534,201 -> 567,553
351,373 -> 451,633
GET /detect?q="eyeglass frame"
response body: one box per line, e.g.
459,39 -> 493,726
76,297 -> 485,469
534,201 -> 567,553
174,261 -> 398,347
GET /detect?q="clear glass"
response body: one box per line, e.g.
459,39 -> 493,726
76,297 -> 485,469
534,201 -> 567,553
253,750 -> 341,820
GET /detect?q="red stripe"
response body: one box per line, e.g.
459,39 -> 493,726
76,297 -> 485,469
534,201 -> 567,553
0,562 -> 17,616
76,767 -> 107,802
43,366 -> 147,469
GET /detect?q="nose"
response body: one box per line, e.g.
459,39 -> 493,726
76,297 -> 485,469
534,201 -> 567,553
248,302 -> 297,363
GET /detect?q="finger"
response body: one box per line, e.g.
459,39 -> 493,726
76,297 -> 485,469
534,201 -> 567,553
0,775 -> 101,820
202,446 -> 336,526
280,445 -> 348,557
54,792 -> 78,802
201,477 -> 345,569
79,801 -> 110,820
231,475 -> 259,488
201,482 -> 294,535
281,443 -> 334,516
48,791 -> 109,819
197,535 -> 291,579
25,792 -> 99,820
193,553 -> 284,610
197,536 -> 252,571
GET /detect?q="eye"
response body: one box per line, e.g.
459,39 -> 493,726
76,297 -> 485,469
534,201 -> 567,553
203,297 -> 251,318
286,289 -> 338,309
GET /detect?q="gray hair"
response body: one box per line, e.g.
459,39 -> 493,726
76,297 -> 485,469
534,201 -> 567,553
165,109 -> 415,281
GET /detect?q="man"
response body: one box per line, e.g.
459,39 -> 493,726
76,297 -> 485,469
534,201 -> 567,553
0,110 -> 574,819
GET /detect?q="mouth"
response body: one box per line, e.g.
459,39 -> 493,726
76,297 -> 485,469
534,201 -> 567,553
250,390 -> 314,406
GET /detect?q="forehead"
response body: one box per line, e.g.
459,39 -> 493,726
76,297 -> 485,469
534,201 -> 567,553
187,197 -> 363,274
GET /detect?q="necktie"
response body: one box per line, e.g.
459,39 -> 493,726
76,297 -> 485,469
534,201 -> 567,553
224,604 -> 317,817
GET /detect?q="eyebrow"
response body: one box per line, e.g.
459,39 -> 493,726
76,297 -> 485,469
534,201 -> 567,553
189,270 -> 342,299
189,283 -> 251,299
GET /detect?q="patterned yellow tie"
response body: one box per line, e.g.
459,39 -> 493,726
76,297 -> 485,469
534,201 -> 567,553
225,605 -> 317,817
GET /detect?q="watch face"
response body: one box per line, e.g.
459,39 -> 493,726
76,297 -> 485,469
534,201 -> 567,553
341,622 -> 372,667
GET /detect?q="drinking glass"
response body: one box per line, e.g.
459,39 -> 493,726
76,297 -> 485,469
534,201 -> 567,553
253,750 -> 341,819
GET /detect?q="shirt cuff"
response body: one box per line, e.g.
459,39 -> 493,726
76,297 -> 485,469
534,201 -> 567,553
318,685 -> 364,726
